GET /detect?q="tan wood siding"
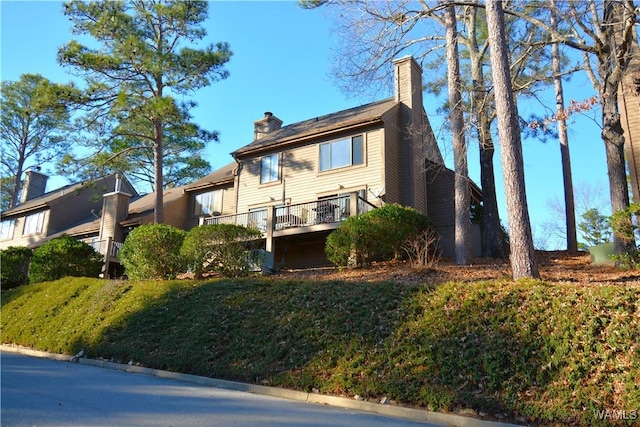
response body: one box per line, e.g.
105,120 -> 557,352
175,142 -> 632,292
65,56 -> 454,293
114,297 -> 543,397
0,209 -> 50,249
236,126 -> 386,211
621,34 -> 640,203
381,107 -> 402,205
164,196 -> 189,230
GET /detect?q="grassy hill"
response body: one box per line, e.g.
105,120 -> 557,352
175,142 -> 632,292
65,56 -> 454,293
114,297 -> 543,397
2,272 -> 639,426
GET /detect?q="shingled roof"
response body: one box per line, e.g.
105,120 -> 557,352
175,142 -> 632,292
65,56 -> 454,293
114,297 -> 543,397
183,162 -> 236,192
232,98 -> 397,157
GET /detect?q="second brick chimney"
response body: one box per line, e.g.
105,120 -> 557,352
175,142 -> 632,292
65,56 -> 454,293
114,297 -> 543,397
254,112 -> 283,140
20,169 -> 49,203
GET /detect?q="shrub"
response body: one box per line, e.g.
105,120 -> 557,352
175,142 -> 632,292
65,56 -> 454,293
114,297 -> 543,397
119,224 -> 186,280
610,203 -> 640,269
29,236 -> 103,283
0,246 -> 33,289
326,204 -> 434,267
181,224 -> 263,278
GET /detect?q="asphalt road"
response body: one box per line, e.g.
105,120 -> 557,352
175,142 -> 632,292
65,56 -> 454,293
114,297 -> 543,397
1,351 -> 437,427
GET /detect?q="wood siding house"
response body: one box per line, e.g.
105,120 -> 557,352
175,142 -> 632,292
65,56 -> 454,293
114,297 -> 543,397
621,27 -> 640,204
2,56 -> 483,276
0,172 -> 137,252
197,56 -> 482,269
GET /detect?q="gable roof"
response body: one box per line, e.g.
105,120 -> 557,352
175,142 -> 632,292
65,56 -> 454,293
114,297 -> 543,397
183,162 -> 236,192
0,174 -> 137,218
232,98 -> 397,157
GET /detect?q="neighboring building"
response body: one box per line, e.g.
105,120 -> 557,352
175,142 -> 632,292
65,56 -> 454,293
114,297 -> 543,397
0,172 -> 137,254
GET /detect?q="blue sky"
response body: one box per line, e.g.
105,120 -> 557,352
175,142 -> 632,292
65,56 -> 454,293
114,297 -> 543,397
1,1 -> 610,249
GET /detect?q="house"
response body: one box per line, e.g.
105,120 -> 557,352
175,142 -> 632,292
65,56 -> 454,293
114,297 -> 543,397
621,27 -> 640,204
1,56 -> 482,276
194,56 -> 482,269
0,171 -> 138,254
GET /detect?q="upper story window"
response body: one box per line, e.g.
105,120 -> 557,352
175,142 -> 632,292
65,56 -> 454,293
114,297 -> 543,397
0,219 -> 15,240
260,154 -> 280,184
319,135 -> 363,172
194,189 -> 223,216
23,211 -> 45,235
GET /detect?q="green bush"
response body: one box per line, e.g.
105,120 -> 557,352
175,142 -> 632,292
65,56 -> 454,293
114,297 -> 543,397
326,204 -> 434,267
610,203 -> 640,269
119,224 -> 186,280
28,236 -> 103,283
0,246 -> 33,289
181,224 -> 263,278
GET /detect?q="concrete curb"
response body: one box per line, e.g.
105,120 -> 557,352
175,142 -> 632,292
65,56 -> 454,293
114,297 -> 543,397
1,344 -> 527,427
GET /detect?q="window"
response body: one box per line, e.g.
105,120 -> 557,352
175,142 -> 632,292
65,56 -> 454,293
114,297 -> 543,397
319,135 -> 363,172
23,211 -> 45,235
260,154 -> 279,184
0,219 -> 15,240
194,190 -> 223,216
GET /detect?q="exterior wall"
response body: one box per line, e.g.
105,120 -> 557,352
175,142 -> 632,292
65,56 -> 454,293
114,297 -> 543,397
163,196 -> 190,230
620,27 -> 640,203
99,192 -> 131,243
426,166 -> 482,258
393,56 -> 429,215
0,209 -> 50,249
380,107 -> 402,205
0,175 -> 123,250
187,183 -> 236,229
236,126 -> 386,212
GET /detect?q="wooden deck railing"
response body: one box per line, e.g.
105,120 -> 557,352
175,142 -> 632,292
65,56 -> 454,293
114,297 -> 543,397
89,238 -> 124,259
202,192 -> 374,233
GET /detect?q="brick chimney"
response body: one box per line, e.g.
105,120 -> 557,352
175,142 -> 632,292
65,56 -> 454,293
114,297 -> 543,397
254,112 -> 283,140
392,56 -> 435,215
20,169 -> 48,203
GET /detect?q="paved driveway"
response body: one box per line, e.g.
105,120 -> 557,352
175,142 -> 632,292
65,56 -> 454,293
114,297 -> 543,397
1,351 -> 439,427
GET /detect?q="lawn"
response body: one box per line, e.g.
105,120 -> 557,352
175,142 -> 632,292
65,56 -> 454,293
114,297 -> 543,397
1,252 -> 638,426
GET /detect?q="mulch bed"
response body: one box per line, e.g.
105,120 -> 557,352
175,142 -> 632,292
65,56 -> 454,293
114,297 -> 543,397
272,251 -> 640,287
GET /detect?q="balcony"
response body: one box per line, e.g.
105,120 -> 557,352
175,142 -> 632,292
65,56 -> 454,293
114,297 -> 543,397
202,192 -> 375,237
89,237 -> 124,261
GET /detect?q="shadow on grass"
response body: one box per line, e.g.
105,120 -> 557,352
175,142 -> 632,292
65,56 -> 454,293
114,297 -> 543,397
5,277 -> 638,426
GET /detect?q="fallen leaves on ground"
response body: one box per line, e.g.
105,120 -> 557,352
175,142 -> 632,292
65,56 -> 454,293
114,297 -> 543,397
273,251 -> 639,287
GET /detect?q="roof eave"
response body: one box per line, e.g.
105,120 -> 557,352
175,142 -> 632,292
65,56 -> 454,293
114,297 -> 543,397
183,176 -> 235,193
233,116 -> 385,158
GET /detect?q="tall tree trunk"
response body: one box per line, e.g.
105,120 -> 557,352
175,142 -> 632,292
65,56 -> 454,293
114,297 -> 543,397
445,4 -> 471,265
485,0 -> 539,279
466,4 -> 504,259
10,148 -> 25,208
599,0 -> 634,255
154,118 -> 164,224
551,2 -> 578,253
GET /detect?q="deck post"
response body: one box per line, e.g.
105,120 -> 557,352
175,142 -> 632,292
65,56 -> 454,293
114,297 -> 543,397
263,206 -> 276,273
102,236 -> 113,278
350,191 -> 359,216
